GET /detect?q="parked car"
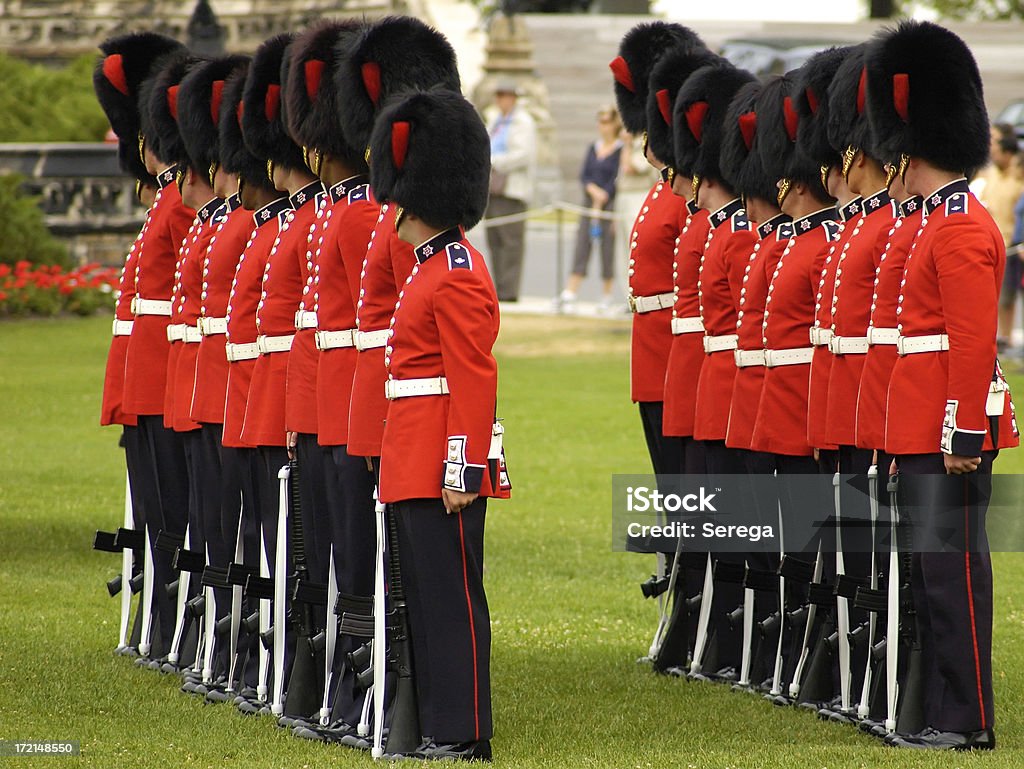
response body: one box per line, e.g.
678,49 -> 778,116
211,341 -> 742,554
719,37 -> 855,77
995,99 -> 1024,149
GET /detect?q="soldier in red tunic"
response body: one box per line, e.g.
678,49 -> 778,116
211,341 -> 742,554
283,20 -> 382,744
866,21 -> 1019,750
124,42 -> 198,661
218,63 -> 294,710
92,32 -> 184,657
609,22 -> 704,478
334,17 -> 462,471
370,88 -> 510,762
176,54 -> 253,694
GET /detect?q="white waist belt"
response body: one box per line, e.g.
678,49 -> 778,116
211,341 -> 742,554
829,335 -> 869,355
256,334 -> 294,354
183,326 -> 202,344
764,347 -> 814,367
315,329 -> 358,350
112,319 -> 134,336
734,349 -> 766,368
385,376 -> 450,400
866,327 -> 899,346
198,316 -> 227,336
629,292 -> 674,314
704,334 -> 739,354
166,323 -> 187,342
132,297 -> 172,316
294,310 -> 318,330
809,326 -> 833,347
225,342 -> 259,362
355,329 -> 389,351
671,316 -> 704,335
897,333 -> 949,356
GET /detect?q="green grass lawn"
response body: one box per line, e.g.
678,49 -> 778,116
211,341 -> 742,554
2,314 -> 1024,768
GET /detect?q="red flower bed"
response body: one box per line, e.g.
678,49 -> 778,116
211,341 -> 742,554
0,260 -> 120,317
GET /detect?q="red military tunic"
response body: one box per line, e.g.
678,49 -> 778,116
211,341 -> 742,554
855,196 -> 923,450
379,228 -> 510,503
725,214 -> 793,449
823,189 -> 896,448
123,167 -> 196,416
100,216 -> 148,427
663,200 -> 710,437
751,208 -> 842,456
628,170 -> 688,403
348,202 -> 418,457
242,181 -> 323,447
191,195 -> 251,425
170,199 -> 221,432
222,197 -> 291,449
807,197 -> 861,450
314,176 -> 377,447
285,185 -> 331,437
885,180 -> 1019,456
693,199 -> 756,441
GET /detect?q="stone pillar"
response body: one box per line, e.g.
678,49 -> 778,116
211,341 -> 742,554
471,12 -> 560,205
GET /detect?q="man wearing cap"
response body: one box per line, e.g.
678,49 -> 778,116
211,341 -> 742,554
371,88 -> 510,762
483,79 -> 537,303
866,21 -> 1019,751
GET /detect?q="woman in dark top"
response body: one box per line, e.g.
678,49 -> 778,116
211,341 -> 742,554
559,106 -> 623,311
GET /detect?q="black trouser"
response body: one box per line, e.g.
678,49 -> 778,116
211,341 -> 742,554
638,401 -> 684,476
897,451 -> 996,733
326,446 -> 377,727
394,497 -> 491,743
295,433 -> 331,590
194,424 -> 232,677
136,414 -> 189,655
121,424 -> 149,649
222,445 -> 263,689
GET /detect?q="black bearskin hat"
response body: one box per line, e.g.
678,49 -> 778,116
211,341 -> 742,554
673,63 -> 756,185
284,19 -> 367,173
242,34 -> 306,171
93,32 -> 186,144
335,16 -> 461,153
825,45 -> 872,157
609,21 -> 704,134
369,89 -> 489,231
139,51 -> 199,167
720,81 -> 776,203
219,63 -> 274,190
793,47 -> 851,174
644,47 -> 718,170
753,74 -> 797,186
178,55 -> 249,176
865,20 -> 989,174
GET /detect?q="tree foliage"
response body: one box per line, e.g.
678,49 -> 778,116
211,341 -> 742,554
0,54 -> 110,143
923,0 -> 1024,18
0,175 -> 70,268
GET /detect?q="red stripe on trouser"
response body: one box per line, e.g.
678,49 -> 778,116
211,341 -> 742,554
963,477 -> 986,730
457,511 -> 480,740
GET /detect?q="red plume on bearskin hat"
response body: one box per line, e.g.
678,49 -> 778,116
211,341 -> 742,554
284,19 -> 367,172
609,21 -> 704,135
334,16 -> 461,155
139,50 -> 199,167
673,63 -> 756,186
720,80 -> 777,203
368,89 -> 489,232
865,20 -> 989,175
219,61 -> 274,191
644,47 -> 718,170
242,33 -> 306,172
178,55 -> 249,176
